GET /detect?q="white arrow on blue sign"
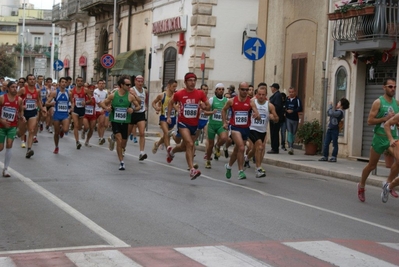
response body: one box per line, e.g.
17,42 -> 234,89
243,38 -> 266,61
53,60 -> 64,71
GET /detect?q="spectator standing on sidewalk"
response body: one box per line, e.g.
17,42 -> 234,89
358,78 -> 399,202
319,97 -> 349,162
285,87 -> 302,155
267,83 -> 283,154
280,92 -> 287,151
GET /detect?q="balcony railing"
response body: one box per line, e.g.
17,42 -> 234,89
331,1 -> 399,43
80,0 -> 114,10
52,3 -> 69,24
67,0 -> 79,16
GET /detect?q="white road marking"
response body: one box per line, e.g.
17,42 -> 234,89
0,245 -> 114,256
175,245 -> 272,267
284,240 -> 397,267
0,257 -> 16,267
66,250 -> 142,267
3,165 -> 129,248
379,242 -> 399,250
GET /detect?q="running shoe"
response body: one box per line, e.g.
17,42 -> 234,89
133,136 -> 138,143
357,183 -> 365,202
225,164 -> 231,179
166,146 -> 174,163
188,163 -> 199,170
139,153 -> 147,161
214,145 -> 221,159
21,141 -> 26,148
244,159 -> 251,169
238,170 -> 247,180
152,142 -> 158,154
76,142 -> 82,150
2,169 -> 10,178
81,130 -> 86,140
48,126 -> 53,133
129,134 -> 133,141
381,182 -> 390,203
390,188 -> 398,198
59,130 -> 64,138
33,136 -> 38,144
224,149 -> 229,158
39,123 -> 43,132
84,142 -> 91,147
53,147 -> 59,154
25,149 -> 34,159
119,162 -> 125,171
195,140 -> 199,146
99,138 -> 106,145
108,135 -> 115,151
168,130 -> 175,137
318,157 -> 328,161
256,168 -> 266,178
329,157 -> 337,162
205,160 -> 211,169
288,148 -> 294,155
190,168 -> 201,180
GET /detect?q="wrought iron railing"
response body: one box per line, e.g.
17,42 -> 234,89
331,1 -> 399,42
67,0 -> 78,16
52,4 -> 61,21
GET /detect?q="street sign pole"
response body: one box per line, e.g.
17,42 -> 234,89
106,69 -> 109,87
146,48 -> 152,131
201,52 -> 206,85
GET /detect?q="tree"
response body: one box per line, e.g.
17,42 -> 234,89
0,45 -> 16,77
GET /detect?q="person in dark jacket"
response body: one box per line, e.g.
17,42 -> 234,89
285,87 -> 302,155
268,83 -> 283,154
280,92 -> 287,151
319,97 -> 350,162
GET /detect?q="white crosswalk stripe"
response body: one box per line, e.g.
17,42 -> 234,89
65,250 -> 142,267
175,245 -> 272,267
284,240 -> 397,267
0,257 -> 16,267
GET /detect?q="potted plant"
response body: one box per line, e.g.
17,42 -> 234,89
297,119 -> 323,155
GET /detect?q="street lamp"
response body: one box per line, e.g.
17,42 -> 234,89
20,0 -> 26,77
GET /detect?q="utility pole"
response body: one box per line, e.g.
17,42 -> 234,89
20,0 -> 26,77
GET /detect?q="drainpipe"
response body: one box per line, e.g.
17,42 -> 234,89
127,4 -> 132,51
73,22 -> 77,81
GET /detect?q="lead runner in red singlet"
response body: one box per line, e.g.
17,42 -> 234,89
166,72 -> 210,180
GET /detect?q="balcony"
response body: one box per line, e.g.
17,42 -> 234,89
331,1 -> 399,52
67,0 -> 89,22
117,0 -> 146,6
80,0 -> 114,16
52,3 -> 70,28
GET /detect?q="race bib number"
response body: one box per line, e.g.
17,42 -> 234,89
183,104 -> 198,118
1,107 -> 16,122
114,107 -> 127,121
75,97 -> 84,108
254,114 -> 267,125
40,90 -> 47,98
200,111 -> 208,120
212,110 -> 222,121
165,107 -> 175,117
57,101 -> 68,112
26,99 -> 36,111
235,111 -> 248,125
85,105 -> 94,115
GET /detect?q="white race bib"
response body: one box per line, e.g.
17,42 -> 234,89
212,110 -> 222,121
183,104 -> 198,118
114,107 -> 127,121
235,111 -> 248,125
75,97 -> 84,108
26,99 -> 36,111
254,114 -> 267,125
57,101 -> 68,112
85,105 -> 94,115
1,107 -> 16,122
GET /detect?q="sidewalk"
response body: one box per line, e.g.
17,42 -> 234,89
144,124 -> 389,188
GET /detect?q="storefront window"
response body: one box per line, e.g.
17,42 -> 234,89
335,67 -> 347,135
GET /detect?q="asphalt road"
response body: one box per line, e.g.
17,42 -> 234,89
0,131 -> 398,255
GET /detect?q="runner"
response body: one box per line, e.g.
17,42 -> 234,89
100,75 -> 141,170
70,77 -> 86,149
128,75 -> 148,161
151,79 -> 178,154
94,80 -> 108,145
166,72 -> 210,180
221,81 -> 260,180
44,77 -> 54,133
17,74 -> 47,158
46,77 -> 70,154
246,83 -> 279,178
36,75 -> 47,138
0,81 -> 25,177
203,83 -> 228,169
82,84 -> 97,147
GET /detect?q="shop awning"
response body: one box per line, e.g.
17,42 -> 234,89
110,49 -> 146,77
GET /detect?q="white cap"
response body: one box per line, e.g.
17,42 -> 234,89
215,83 -> 224,89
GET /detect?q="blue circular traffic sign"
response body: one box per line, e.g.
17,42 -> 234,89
243,38 -> 266,61
101,54 -> 115,69
53,60 -> 64,71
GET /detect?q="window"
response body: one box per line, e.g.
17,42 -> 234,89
54,36 -> 59,46
0,25 -> 17,32
335,66 -> 347,135
33,36 -> 42,46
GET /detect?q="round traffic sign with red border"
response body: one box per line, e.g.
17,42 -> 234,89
100,54 -> 115,69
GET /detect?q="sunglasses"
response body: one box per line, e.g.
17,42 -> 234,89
386,85 -> 397,89
240,88 -> 249,91
125,84 -> 131,86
